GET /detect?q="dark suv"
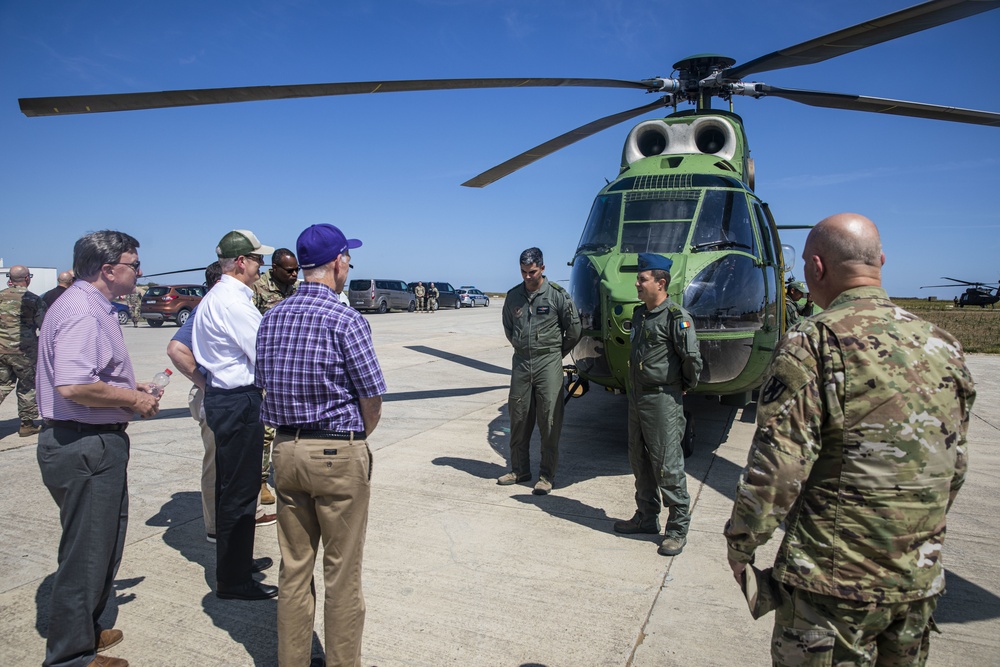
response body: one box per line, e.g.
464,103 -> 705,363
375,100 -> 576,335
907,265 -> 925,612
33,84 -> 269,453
407,282 -> 460,310
141,284 -> 206,327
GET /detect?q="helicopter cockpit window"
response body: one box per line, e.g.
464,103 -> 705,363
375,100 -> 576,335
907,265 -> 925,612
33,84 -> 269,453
619,192 -> 697,254
690,189 -> 757,256
576,193 -> 622,253
683,255 -> 766,332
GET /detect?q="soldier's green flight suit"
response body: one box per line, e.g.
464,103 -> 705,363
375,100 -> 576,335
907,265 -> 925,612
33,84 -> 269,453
725,286 -> 975,666
502,279 -> 581,482
627,298 -> 701,539
0,285 -> 46,423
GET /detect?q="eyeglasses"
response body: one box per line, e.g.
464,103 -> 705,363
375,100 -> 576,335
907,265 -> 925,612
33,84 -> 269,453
106,260 -> 141,273
277,264 -> 300,273
244,254 -> 264,264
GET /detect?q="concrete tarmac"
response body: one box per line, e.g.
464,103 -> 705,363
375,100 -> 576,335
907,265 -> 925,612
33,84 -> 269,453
1,303 -> 997,666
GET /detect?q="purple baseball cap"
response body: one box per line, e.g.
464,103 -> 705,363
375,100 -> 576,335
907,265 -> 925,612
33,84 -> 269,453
296,224 -> 362,269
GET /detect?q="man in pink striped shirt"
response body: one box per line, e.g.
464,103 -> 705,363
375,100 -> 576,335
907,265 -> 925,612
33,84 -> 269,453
36,230 -> 159,667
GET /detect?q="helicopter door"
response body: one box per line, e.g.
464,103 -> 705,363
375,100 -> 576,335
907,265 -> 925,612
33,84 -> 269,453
752,201 -> 780,333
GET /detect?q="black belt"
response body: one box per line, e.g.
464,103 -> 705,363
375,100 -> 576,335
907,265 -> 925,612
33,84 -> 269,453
44,419 -> 128,432
641,384 -> 681,394
205,384 -> 261,396
276,426 -> 366,441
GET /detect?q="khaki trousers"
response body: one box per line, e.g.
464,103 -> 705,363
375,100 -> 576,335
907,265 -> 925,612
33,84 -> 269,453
273,432 -> 371,667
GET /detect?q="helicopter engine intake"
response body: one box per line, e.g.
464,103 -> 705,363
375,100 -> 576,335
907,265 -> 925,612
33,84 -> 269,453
623,115 -> 738,166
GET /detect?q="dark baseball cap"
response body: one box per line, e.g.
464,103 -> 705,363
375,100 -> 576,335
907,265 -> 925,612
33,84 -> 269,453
297,224 -> 362,269
215,229 -> 276,259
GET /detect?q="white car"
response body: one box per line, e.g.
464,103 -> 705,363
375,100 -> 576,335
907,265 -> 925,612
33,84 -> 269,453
458,288 -> 490,308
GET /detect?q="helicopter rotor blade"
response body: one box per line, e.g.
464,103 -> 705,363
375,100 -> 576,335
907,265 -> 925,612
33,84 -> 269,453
141,267 -> 208,278
724,0 -> 1000,80
942,276 -> 979,285
920,284 -> 965,289
736,84 -> 1000,127
18,77 -> 658,117
461,97 -> 672,188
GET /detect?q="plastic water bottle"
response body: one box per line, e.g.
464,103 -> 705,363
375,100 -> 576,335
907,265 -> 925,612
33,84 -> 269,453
149,368 -> 172,397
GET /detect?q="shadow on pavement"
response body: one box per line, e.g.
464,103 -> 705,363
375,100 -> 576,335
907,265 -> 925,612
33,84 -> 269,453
937,570 -> 1000,623
34,569 -> 144,646
385,385 -> 508,402
510,493 -> 661,546
431,456 -> 508,481
404,345 -> 511,376
148,491 -> 278,665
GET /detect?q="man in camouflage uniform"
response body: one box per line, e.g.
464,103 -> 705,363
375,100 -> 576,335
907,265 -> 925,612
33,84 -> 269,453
724,213 -> 975,666
414,281 -> 426,313
427,282 -> 439,313
125,287 -> 142,327
252,247 -> 299,313
783,279 -> 814,332
497,247 -> 581,495
0,265 -> 46,436
613,253 -> 702,556
252,247 -> 300,506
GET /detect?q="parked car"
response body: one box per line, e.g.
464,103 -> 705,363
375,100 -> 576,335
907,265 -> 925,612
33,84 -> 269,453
112,301 -> 131,325
348,279 -> 415,313
458,288 -> 490,308
141,284 -> 206,327
407,281 -> 461,310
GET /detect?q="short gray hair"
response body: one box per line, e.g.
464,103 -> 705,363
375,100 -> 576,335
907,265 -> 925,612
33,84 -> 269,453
519,247 -> 543,267
303,265 -> 329,280
74,230 -> 140,281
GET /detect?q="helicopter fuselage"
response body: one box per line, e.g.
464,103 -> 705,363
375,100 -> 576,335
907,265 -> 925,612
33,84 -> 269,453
569,110 -> 789,400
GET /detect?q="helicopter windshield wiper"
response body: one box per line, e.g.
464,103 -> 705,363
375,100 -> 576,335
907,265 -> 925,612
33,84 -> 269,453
576,242 -> 613,253
690,240 -> 753,252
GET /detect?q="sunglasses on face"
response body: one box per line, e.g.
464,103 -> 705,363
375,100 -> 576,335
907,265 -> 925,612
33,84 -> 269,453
106,260 -> 141,273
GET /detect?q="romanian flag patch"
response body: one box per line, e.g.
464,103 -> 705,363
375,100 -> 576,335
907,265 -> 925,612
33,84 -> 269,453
680,320 -> 692,329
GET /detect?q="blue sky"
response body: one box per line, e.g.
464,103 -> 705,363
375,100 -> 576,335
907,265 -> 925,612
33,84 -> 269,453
2,0 -> 998,297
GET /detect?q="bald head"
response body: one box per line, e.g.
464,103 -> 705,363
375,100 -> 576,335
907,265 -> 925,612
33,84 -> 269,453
802,213 -> 885,308
57,271 -> 74,286
8,265 -> 30,283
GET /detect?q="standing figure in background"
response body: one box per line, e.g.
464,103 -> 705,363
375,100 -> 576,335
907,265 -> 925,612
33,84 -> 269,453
414,281 -> 426,313
0,265 -> 46,437
252,247 -> 300,507
427,282 -> 439,313
42,270 -> 74,309
497,247 -> 581,496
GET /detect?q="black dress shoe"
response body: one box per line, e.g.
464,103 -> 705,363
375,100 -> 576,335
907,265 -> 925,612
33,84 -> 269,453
252,556 -> 273,573
216,581 -> 278,600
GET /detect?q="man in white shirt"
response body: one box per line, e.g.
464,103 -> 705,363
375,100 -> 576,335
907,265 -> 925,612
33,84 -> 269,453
192,229 -> 279,601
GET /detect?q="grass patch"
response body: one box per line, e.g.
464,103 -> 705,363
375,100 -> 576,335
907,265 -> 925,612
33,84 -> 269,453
893,298 -> 1000,354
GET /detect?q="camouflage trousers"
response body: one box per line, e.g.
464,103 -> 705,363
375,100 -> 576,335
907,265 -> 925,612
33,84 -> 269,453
263,424 -> 274,483
772,585 -> 938,666
0,352 -> 39,422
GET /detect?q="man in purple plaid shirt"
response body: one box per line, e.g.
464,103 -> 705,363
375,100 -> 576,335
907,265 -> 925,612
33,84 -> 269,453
256,223 -> 385,667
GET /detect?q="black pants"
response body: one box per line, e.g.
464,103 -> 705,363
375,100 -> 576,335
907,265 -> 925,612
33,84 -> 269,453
204,386 -> 264,587
37,427 -> 130,667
